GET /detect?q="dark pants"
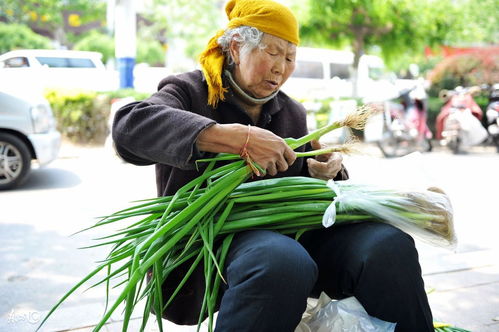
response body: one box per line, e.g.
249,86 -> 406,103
214,222 -> 433,332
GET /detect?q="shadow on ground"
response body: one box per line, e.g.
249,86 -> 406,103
14,167 -> 81,191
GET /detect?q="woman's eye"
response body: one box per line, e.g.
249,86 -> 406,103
267,51 -> 278,56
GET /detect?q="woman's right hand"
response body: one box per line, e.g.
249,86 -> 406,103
196,123 -> 296,176
244,125 -> 296,176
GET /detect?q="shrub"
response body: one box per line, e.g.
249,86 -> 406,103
0,22 -> 52,54
45,89 -> 151,144
104,88 -> 150,101
45,89 -> 111,144
73,31 -> 114,64
137,39 -> 165,66
72,32 -> 165,67
428,49 -> 499,97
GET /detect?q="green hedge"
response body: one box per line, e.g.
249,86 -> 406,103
45,89 -> 149,144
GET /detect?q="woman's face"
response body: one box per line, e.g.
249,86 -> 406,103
231,34 -> 296,99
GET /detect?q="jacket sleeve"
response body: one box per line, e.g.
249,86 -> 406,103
112,74 -> 216,169
334,165 -> 349,181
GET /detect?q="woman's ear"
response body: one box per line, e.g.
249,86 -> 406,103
229,39 -> 240,65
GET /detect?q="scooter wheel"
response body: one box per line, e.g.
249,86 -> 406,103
449,137 -> 461,154
493,136 -> 499,153
424,139 -> 433,152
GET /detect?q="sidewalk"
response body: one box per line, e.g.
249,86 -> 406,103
2,142 -> 498,332
7,243 -> 497,332
419,244 -> 499,331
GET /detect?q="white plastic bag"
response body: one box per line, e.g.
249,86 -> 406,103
463,110 -> 488,146
296,293 -> 396,332
449,109 -> 488,147
322,178 -> 457,249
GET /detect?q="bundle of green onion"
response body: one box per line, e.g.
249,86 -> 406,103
433,322 -> 471,332
36,106 -> 456,332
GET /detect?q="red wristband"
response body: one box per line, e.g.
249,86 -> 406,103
240,124 -> 251,158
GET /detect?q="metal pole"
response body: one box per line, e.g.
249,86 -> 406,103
106,0 -> 115,35
114,0 -> 136,89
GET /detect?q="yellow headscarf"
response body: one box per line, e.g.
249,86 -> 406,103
199,0 -> 300,107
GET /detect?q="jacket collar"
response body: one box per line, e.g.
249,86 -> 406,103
221,74 -> 285,115
200,69 -> 286,119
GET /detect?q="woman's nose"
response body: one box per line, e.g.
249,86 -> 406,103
272,57 -> 285,75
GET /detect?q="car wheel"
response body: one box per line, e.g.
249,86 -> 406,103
0,132 -> 31,190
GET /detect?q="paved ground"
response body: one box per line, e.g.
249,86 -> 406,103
1,141 -> 498,332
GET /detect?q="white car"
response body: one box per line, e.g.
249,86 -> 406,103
281,47 -> 399,102
0,49 -> 117,91
0,87 -> 61,189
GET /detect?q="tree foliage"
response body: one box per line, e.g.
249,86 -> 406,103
1,0 -> 106,47
146,0 -> 225,60
299,0 -> 498,64
2,0 -> 106,26
458,0 -> 499,44
297,0 -> 492,96
301,0 -> 465,68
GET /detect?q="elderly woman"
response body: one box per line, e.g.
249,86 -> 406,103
112,0 -> 433,331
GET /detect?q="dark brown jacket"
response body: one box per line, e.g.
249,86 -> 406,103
112,69 -> 348,324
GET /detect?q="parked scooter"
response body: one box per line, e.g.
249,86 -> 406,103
436,86 -> 488,154
372,83 -> 433,158
484,83 -> 499,152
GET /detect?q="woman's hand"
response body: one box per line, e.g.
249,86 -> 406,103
307,140 -> 343,180
245,125 -> 296,176
196,124 -> 296,176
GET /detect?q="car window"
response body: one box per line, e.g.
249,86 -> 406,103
291,60 -> 324,79
330,63 -> 351,79
368,66 -> 384,81
1,57 -> 29,68
35,56 -> 96,68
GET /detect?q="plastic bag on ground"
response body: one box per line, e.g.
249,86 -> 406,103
295,293 -> 396,332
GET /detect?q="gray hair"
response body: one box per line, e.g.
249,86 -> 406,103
217,26 -> 266,67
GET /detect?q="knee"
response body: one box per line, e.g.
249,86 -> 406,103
370,225 -> 417,262
262,237 -> 318,289
357,224 -> 421,278
229,231 -> 318,293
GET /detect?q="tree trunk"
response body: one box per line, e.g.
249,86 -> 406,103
351,30 -> 364,99
54,27 -> 68,48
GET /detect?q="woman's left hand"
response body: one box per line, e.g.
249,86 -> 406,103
307,140 -> 343,180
